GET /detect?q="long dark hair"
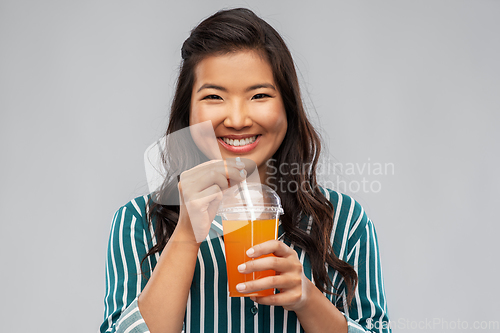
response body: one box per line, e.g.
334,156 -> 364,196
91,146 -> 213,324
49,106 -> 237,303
143,8 -> 358,307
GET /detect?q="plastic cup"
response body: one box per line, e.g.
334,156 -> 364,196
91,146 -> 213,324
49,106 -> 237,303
217,182 -> 284,297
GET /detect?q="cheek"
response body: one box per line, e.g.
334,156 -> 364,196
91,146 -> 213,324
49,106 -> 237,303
268,107 -> 288,135
189,103 -> 202,126
190,97 -> 214,126
190,104 -> 224,127
189,119 -> 222,160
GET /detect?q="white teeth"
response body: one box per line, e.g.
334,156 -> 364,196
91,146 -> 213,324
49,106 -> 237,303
222,136 -> 257,147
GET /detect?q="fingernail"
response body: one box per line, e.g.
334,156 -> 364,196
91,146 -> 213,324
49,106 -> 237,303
246,248 -> 254,257
240,169 -> 247,178
236,283 -> 246,292
235,157 -> 245,168
238,263 -> 246,272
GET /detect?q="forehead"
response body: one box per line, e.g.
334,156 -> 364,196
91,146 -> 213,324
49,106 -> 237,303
192,50 -> 275,88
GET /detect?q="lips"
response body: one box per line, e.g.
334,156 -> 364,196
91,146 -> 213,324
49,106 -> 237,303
217,135 -> 261,153
221,135 -> 258,147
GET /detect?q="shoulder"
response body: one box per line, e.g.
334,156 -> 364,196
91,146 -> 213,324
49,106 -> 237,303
318,187 -> 366,225
121,195 -> 151,219
318,187 -> 371,256
111,194 -> 151,228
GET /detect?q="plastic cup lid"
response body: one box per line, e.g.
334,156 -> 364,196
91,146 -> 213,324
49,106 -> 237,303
217,182 -> 284,215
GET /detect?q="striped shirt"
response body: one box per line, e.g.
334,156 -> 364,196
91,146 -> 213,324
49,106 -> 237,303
100,189 -> 391,333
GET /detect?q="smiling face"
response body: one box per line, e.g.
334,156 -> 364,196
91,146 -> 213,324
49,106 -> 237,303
190,50 -> 288,183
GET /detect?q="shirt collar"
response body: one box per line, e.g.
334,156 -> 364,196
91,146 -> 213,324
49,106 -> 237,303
211,215 -> 224,236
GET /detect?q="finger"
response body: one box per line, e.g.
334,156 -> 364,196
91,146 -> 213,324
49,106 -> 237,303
179,161 -> 223,190
224,158 -> 246,170
238,256 -> 291,274
184,185 -> 223,240
247,240 -> 296,258
182,162 -> 246,193
224,164 -> 247,188
194,160 -> 246,186
236,274 -> 297,295
222,159 -> 250,187
229,157 -> 257,175
188,183 -> 223,203
250,292 -> 299,307
181,170 -> 228,199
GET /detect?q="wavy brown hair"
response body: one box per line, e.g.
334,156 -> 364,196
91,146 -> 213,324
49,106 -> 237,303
143,8 -> 358,307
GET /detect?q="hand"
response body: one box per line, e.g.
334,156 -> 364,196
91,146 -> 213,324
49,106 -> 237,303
235,240 -> 310,312
178,159 -> 246,242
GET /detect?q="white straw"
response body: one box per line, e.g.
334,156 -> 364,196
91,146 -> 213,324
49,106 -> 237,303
236,157 -> 257,281
236,158 -> 256,221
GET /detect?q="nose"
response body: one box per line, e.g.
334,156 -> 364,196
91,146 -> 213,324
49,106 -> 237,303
223,100 -> 253,130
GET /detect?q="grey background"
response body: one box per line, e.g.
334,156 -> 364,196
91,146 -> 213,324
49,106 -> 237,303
1,0 -> 499,332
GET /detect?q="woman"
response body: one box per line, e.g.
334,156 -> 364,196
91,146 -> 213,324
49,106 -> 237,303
101,8 -> 390,333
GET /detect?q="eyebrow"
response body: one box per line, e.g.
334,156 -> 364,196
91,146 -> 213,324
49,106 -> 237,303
245,83 -> 276,92
196,83 -> 276,93
196,84 -> 227,93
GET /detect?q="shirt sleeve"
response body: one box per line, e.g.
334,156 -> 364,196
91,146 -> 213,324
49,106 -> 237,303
342,202 -> 391,332
100,205 -> 152,333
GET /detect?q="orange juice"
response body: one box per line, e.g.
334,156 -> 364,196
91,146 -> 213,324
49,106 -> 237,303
223,218 -> 278,297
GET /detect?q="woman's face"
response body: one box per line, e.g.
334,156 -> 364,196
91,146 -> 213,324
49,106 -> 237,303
190,50 -> 287,181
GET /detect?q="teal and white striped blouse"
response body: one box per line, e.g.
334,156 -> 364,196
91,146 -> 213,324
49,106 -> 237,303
100,189 -> 391,332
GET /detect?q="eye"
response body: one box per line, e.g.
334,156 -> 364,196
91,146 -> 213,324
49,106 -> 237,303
202,94 -> 223,100
252,93 -> 271,100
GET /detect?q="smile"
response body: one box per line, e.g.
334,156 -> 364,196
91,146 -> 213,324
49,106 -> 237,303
217,135 -> 261,153
221,135 -> 258,147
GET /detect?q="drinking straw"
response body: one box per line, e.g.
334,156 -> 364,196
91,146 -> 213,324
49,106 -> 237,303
236,157 -> 257,280
235,157 -> 257,221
